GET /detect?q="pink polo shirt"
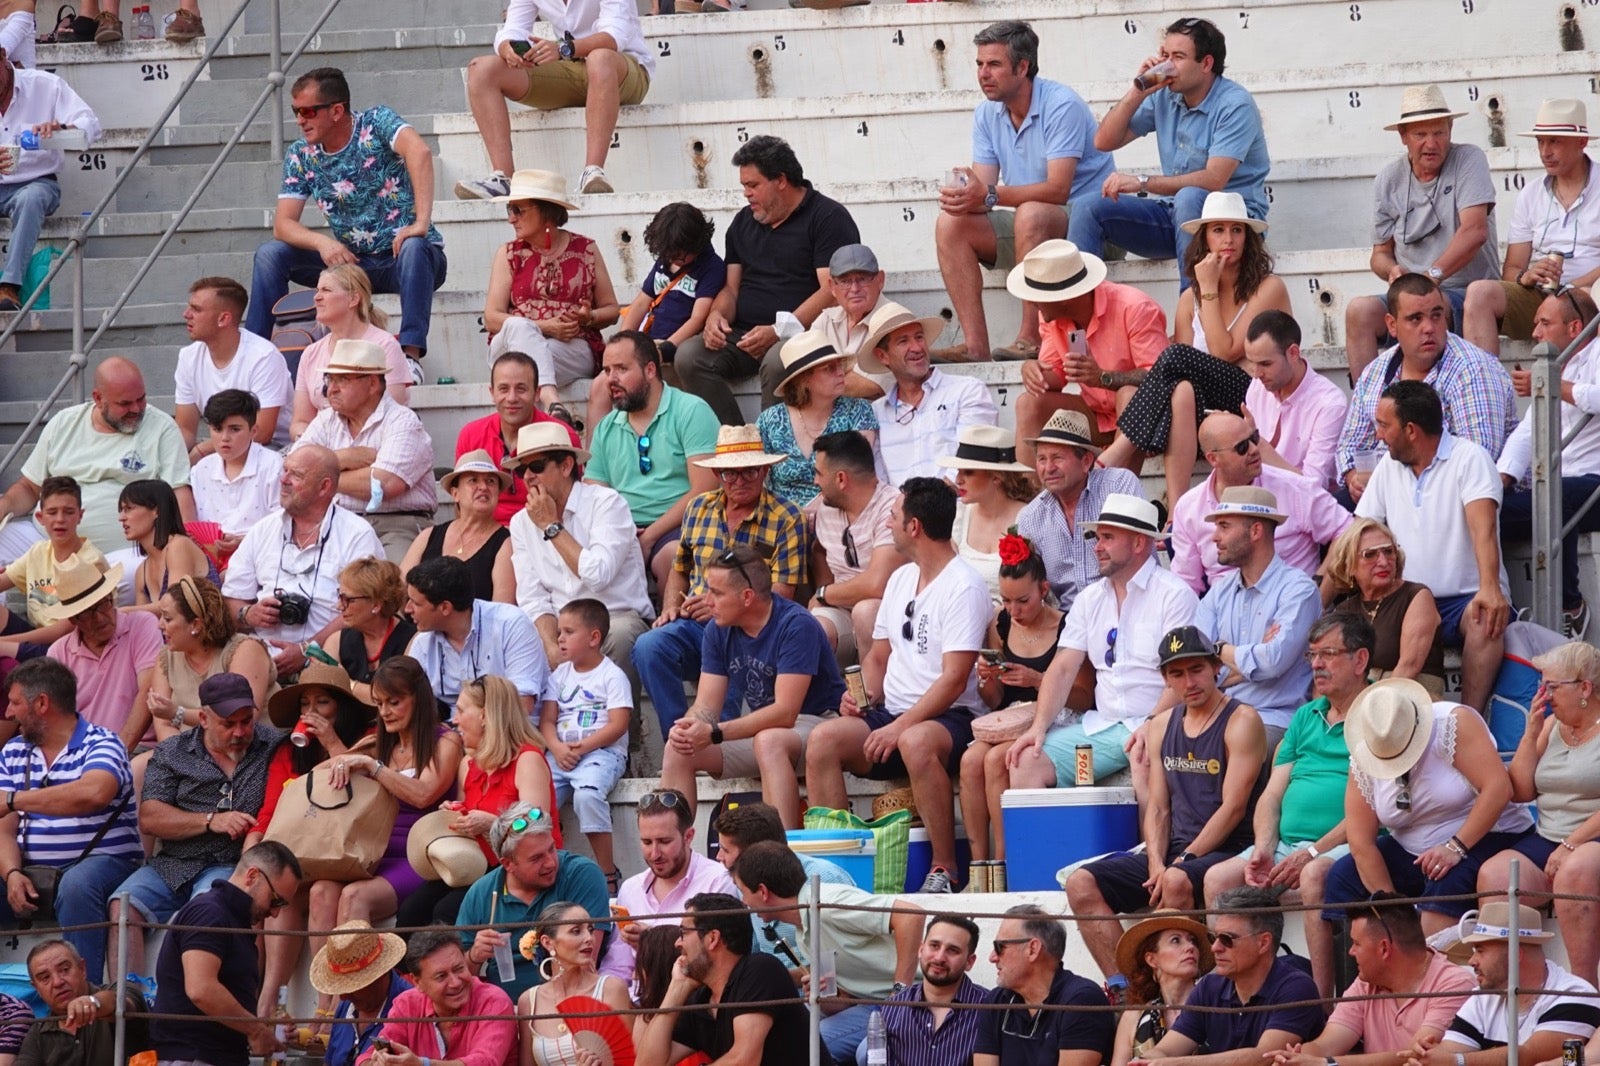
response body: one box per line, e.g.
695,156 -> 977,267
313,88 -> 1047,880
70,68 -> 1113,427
47,610 -> 162,744
359,981 -> 517,1066
1244,368 -> 1349,493
1325,950 -> 1475,1053
1169,464 -> 1355,594
1038,281 -> 1169,434
601,849 -> 737,980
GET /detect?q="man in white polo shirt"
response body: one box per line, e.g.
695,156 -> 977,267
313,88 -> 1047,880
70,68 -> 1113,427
1355,379 -> 1509,715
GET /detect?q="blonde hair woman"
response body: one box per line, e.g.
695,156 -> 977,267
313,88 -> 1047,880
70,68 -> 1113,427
1324,518 -> 1445,696
518,901 -> 633,1066
290,264 -> 412,439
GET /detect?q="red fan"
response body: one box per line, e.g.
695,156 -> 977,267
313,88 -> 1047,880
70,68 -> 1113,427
184,520 -> 231,571
557,995 -> 635,1066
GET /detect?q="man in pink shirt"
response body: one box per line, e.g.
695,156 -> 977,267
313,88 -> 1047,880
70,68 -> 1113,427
44,558 -> 162,750
601,788 -> 736,981
1170,412 -> 1352,594
1012,240 -> 1168,464
1242,311 -> 1348,493
1269,893 -> 1473,1066
358,929 -> 516,1066
454,351 -> 581,526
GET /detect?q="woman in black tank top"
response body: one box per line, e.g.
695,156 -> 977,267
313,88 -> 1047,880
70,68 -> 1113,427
397,450 -> 515,603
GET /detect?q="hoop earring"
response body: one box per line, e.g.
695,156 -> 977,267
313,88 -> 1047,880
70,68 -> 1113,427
538,955 -> 557,983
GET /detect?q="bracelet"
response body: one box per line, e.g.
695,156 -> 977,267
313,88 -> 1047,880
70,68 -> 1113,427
1455,1054 -> 1467,1066
174,707 -> 186,729
1450,834 -> 1470,854
2,869 -> 17,881
1562,839 -> 1578,852
238,604 -> 251,627
1444,838 -> 1468,859
204,812 -> 215,830
1199,291 -> 1220,301
4,790 -> 12,813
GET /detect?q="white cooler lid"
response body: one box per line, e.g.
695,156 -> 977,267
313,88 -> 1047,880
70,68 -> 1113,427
1000,786 -> 1136,808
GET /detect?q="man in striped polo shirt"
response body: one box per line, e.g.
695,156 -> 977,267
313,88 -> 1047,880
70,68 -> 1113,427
0,657 -> 141,983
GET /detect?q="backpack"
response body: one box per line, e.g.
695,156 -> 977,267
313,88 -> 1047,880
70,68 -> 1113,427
269,289 -> 326,378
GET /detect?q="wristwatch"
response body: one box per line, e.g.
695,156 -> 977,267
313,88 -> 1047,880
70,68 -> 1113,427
542,521 -> 564,541
815,585 -> 829,606
1426,266 -> 1444,281
558,31 -> 576,60
1305,843 -> 1321,859
710,723 -> 724,745
983,184 -> 999,211
1137,174 -> 1150,198
1099,370 -> 1115,389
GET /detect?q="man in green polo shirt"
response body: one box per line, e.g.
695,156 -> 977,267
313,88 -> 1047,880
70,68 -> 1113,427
1203,610 -> 1370,999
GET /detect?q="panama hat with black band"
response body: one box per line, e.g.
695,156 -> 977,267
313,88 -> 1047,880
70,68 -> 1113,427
1006,239 -> 1107,303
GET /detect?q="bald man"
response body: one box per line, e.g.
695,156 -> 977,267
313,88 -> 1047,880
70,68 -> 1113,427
0,357 -> 193,563
222,443 -> 383,676
1168,412 -> 1352,595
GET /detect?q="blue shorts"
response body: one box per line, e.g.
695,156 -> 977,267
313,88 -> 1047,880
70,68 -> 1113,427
1435,593 -> 1473,646
861,704 -> 975,779
114,862 -> 235,923
1041,720 -> 1133,785
552,747 -> 627,833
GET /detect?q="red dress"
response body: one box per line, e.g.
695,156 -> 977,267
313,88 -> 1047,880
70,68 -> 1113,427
506,234 -> 604,365
463,743 -> 562,862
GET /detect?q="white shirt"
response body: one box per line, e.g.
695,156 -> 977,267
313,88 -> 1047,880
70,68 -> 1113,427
1447,960 -> 1598,1050
0,69 -> 100,185
1063,556 -> 1200,734
873,557 -> 990,715
493,0 -> 655,75
191,443 -> 285,536
509,480 -> 654,623
294,395 -> 437,514
220,505 -> 384,644
173,330 -> 295,448
1356,432 -> 1510,598
1508,158 -> 1600,283
1500,336 -> 1600,483
872,370 -> 999,487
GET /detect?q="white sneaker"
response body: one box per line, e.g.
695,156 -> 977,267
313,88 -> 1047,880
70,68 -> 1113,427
579,165 -> 614,194
454,172 -> 509,201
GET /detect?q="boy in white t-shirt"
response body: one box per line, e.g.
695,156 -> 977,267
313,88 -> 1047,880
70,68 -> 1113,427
539,597 -> 633,887
190,389 -> 285,556
0,475 -> 107,653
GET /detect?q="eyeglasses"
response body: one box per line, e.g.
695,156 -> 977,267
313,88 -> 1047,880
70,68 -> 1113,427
1303,645 -> 1354,664
893,399 -> 918,426
833,274 -> 876,290
638,434 -> 653,475
1209,931 -> 1244,948
1105,627 -> 1119,667
1395,770 -> 1412,812
718,467 -> 764,483
506,203 -> 533,218
290,102 -> 336,119
214,782 -> 233,814
902,599 -> 916,641
336,593 -> 370,608
999,994 -> 1046,1039
1216,429 -> 1261,457
1546,678 -> 1586,690
640,790 -> 685,812
508,809 -> 548,833
1359,543 -> 1398,562
842,527 -> 860,570
679,925 -> 701,938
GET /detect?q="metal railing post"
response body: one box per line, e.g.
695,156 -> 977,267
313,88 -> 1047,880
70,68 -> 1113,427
808,873 -> 821,1066
269,0 -> 284,159
112,891 -> 130,1066
1529,342 -> 1563,633
71,248 -> 84,403
1506,860 -> 1520,1066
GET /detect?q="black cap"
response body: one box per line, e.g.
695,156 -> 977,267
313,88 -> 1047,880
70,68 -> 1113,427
1157,626 -> 1219,668
198,672 -> 257,718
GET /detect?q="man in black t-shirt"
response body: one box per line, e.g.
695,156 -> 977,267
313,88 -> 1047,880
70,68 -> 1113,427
674,135 -> 860,424
638,891 -> 810,1066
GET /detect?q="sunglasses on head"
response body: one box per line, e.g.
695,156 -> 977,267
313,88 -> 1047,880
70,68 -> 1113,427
509,809 -> 548,833
640,790 -> 685,812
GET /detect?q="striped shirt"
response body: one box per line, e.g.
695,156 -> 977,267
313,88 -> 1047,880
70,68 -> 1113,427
1016,466 -> 1144,611
0,717 -> 141,865
1447,959 -> 1600,1049
882,975 -> 990,1066
675,487 -> 808,597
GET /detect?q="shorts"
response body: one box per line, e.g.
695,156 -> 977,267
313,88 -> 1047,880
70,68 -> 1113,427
1321,828 -> 1545,921
552,747 -> 627,833
115,862 -> 235,923
643,525 -> 681,565
810,605 -> 857,662
1496,281 -> 1545,341
1435,592 -> 1475,646
1082,847 -> 1238,913
518,54 -> 651,109
1235,839 -> 1351,865
718,713 -> 833,778
861,704 -> 976,779
1041,720 -> 1133,785
984,209 -> 1018,271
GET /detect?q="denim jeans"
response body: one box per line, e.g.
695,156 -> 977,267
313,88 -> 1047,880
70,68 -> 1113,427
0,177 -> 60,286
823,1002 -> 873,1066
632,617 -> 740,738
1067,186 -> 1211,288
0,851 -> 141,982
245,237 -> 447,352
1501,474 -> 1600,610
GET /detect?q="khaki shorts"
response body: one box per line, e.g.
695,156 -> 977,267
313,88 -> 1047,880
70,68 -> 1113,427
717,713 -> 833,778
1497,280 -> 1545,341
518,54 -> 651,110
810,605 -> 857,663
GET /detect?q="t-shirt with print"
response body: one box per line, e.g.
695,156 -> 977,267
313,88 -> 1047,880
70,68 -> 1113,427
637,248 -> 727,340
278,105 -> 443,254
2,537 -> 106,627
873,558 -> 989,715
1371,142 -> 1499,291
543,656 -> 633,758
701,594 -> 845,719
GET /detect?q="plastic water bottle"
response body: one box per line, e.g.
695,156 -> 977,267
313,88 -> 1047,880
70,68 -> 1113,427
865,1009 -> 887,1066
18,128 -> 89,151
133,5 -> 156,39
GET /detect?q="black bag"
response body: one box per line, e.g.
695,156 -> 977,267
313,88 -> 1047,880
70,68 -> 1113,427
18,756 -> 130,923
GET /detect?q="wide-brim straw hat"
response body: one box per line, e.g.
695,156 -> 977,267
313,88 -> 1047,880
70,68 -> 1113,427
855,301 -> 946,374
406,808 -> 491,888
308,920 -> 408,996
1025,409 -> 1103,455
1383,84 -> 1466,131
1007,239 -> 1106,303
1204,485 -> 1288,526
1115,910 -> 1216,981
441,448 -> 513,493
1458,902 -> 1554,944
322,338 -> 390,376
490,168 -> 580,209
38,559 -> 123,623
265,661 -> 374,729
937,425 -> 1032,473
1082,493 -> 1163,537
1179,190 -> 1268,235
693,424 -> 786,470
1519,98 -> 1597,140
776,330 -> 853,393
1344,677 -> 1435,779
502,421 -> 591,468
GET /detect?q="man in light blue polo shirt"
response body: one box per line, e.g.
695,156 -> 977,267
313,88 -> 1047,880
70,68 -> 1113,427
935,20 -> 1113,363
1068,16 -> 1271,283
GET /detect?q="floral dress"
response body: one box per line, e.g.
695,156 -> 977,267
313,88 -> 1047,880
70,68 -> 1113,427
757,396 -> 877,506
506,233 -> 605,364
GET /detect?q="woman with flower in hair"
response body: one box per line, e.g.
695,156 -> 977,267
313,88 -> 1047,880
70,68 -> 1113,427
959,532 -> 1068,883
517,900 -> 633,1066
936,426 -> 1036,604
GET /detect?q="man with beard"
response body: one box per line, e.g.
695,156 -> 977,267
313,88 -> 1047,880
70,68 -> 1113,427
586,330 -> 720,591
979,904 -> 1113,1066
638,892 -> 809,1066
106,673 -> 285,982
1203,612 -> 1369,998
878,914 -> 990,1066
150,841 -> 303,1065
18,938 -> 152,1066
807,430 -> 904,661
454,350 -> 581,526
601,787 -> 736,981
0,356 -> 192,566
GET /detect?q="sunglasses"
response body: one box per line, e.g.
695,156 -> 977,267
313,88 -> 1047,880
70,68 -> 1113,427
640,790 -> 685,812
638,434 -> 653,475
716,549 -> 764,590
1105,627 -> 1119,667
1218,429 -> 1261,457
517,458 -> 552,477
1395,770 -> 1412,812
902,599 -> 916,641
290,102 -> 336,120
842,527 -> 860,570
508,809 -> 548,833
1209,931 -> 1246,948
993,937 -> 1033,954
1359,543 -> 1398,562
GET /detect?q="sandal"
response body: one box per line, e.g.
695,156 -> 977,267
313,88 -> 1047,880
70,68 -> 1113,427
39,4 -> 75,43
605,867 -> 621,896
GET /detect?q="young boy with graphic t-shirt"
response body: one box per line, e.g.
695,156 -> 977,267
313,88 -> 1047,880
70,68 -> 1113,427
0,476 -> 106,655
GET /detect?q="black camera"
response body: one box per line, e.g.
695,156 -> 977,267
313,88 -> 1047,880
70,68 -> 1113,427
274,589 -> 313,627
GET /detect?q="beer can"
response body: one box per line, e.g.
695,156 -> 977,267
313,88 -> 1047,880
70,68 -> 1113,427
1564,1039 -> 1585,1066
1074,744 -> 1094,786
844,665 -> 869,709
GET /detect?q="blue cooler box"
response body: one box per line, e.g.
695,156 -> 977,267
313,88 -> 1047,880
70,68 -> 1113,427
787,829 -> 876,890
1001,787 -> 1139,890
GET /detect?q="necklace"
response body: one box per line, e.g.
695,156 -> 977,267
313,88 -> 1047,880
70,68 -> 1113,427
1359,588 -> 1391,622
1186,693 -> 1228,736
1561,716 -> 1600,747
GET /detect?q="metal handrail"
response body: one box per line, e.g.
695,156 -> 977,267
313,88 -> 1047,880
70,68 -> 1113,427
1528,312 -> 1600,631
0,0 -> 340,476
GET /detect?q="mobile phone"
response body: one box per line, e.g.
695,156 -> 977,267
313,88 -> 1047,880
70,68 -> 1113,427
980,649 -> 1005,666
370,1038 -> 394,1053
1067,329 -> 1087,356
509,39 -> 532,56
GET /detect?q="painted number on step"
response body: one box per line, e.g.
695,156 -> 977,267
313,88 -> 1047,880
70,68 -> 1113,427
1123,19 -> 1138,34
856,121 -> 868,136
1308,278 -> 1322,293
1461,0 -> 1473,11
773,34 -> 785,50
1348,90 -> 1361,108
736,126 -> 749,142
1505,173 -> 1527,190
610,132 -> 621,149
140,62 -> 169,81
1237,11 -> 1249,28
1264,183 -> 1274,204
1348,3 -> 1361,20
78,152 -> 106,171
891,29 -> 904,45
656,39 -> 670,57
901,207 -> 914,221
1468,85 -> 1480,101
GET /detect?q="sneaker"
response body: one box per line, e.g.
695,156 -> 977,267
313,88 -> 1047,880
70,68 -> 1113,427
93,11 -> 121,42
579,165 -> 613,194
546,402 -> 583,434
453,172 -> 509,201
1564,599 -> 1592,641
164,8 -> 203,41
0,286 -> 21,312
918,865 -> 956,894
